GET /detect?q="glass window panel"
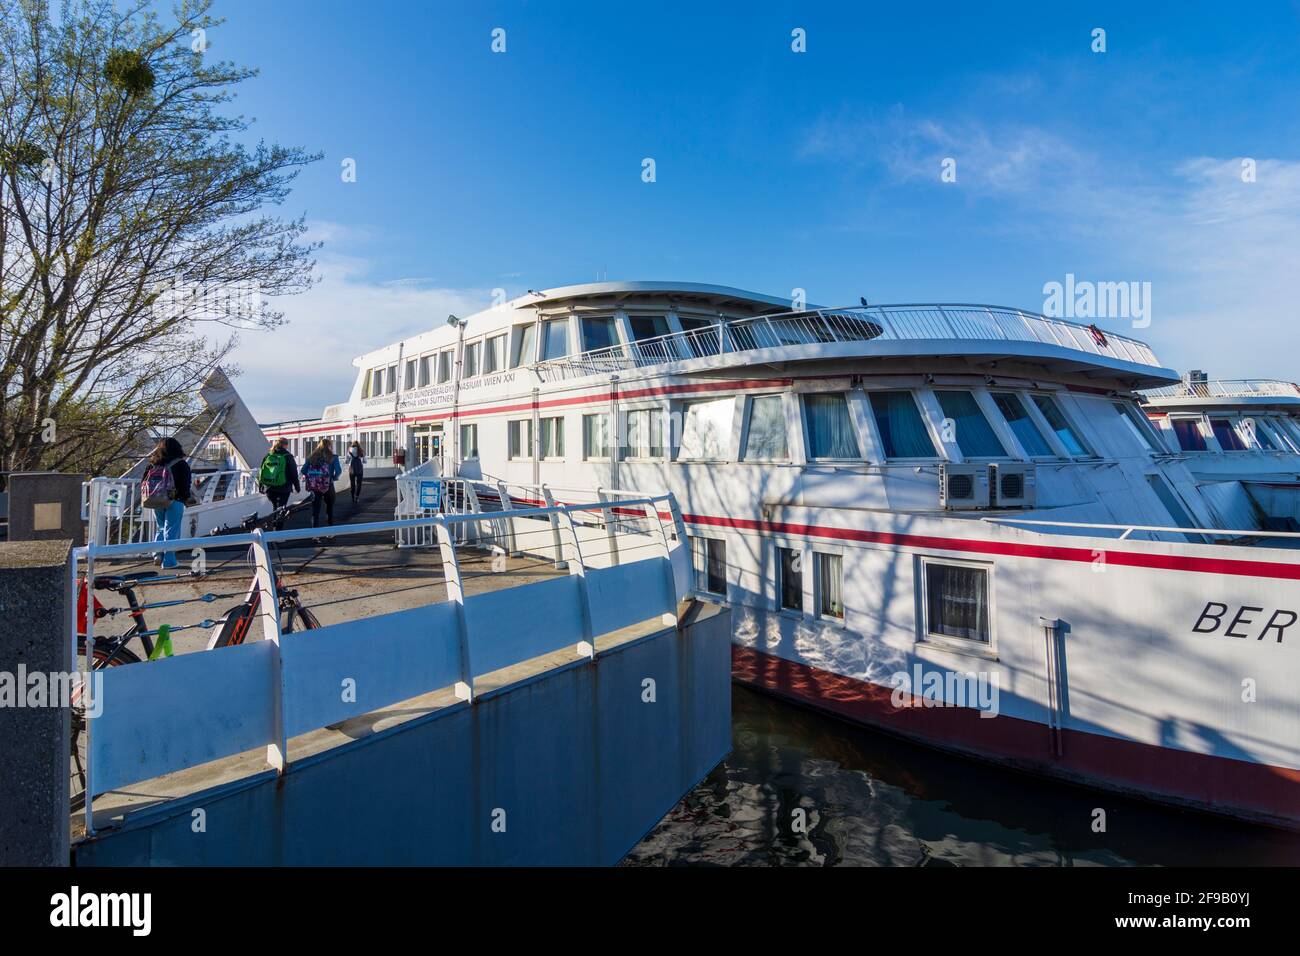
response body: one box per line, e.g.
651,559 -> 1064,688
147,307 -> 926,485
993,392 -> 1053,456
540,417 -> 564,458
935,391 -> 1007,458
691,537 -> 727,596
437,351 -> 452,384
405,359 -> 417,388
1210,418 -> 1247,451
509,420 -> 532,459
418,356 -> 431,387
804,393 -> 860,459
460,424 -> 478,458
1112,401 -> 1159,452
511,324 -> 536,368
817,553 -> 843,620
581,316 -> 618,352
1171,417 -> 1208,452
372,370 -> 384,396
463,342 -> 480,378
925,563 -> 989,643
541,319 -> 570,360
868,391 -> 937,459
484,335 -> 505,374
583,414 -> 610,459
743,395 -> 789,460
629,314 -> 671,341
679,398 -> 734,459
778,547 -> 803,612
1031,394 -> 1090,456
386,366 -> 396,394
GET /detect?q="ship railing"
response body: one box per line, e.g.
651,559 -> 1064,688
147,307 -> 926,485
1142,379 -> 1300,400
73,492 -> 687,835
83,469 -> 261,545
532,303 -> 1163,381
981,515 -> 1300,545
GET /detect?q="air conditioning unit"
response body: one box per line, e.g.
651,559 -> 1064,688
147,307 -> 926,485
990,462 -> 1037,508
940,463 -> 990,510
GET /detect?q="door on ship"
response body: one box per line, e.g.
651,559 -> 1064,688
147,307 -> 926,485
411,427 -> 443,469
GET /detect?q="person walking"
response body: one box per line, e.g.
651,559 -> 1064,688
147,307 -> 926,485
303,438 -> 342,528
258,437 -> 300,511
346,441 -> 365,503
141,437 -> 192,569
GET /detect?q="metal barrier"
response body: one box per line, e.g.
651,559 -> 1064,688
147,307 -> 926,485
83,469 -> 262,545
532,303 -> 1163,381
73,492 -> 691,835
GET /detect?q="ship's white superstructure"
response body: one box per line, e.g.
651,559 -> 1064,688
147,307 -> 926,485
263,282 -> 1300,828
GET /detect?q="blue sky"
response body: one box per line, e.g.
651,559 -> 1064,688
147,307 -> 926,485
197,1 -> 1300,419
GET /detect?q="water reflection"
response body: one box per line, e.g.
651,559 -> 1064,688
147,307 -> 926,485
625,686 -> 1300,867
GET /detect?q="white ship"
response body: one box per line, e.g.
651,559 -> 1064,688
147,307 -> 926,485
261,281 -> 1300,828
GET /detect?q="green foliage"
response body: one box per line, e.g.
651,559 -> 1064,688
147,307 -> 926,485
103,47 -> 156,96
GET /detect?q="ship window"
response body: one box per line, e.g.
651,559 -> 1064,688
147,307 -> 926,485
1112,401 -> 1160,452
922,560 -> 990,645
678,397 -> 734,460
1210,418 -> 1247,451
935,390 -> 1007,458
1246,418 -> 1278,450
508,420 -> 532,459
541,318 -> 570,361
463,342 -> 480,378
679,316 -> 721,358
484,334 -> 506,374
371,369 -> 384,397
437,350 -> 453,384
583,413 -> 612,460
992,392 -> 1053,457
817,553 -> 844,620
803,393 -> 860,459
418,355 -> 431,387
1170,416 -> 1208,452
625,408 -> 664,458
743,395 -> 789,460
386,366 -> 396,394
778,547 -> 803,612
629,314 -> 671,342
405,359 -> 417,389
1030,394 -> 1090,456
539,417 -> 564,458
510,323 -> 537,368
581,316 -> 618,352
1261,418 -> 1298,452
459,424 -> 478,459
691,536 -> 727,596
868,391 -> 937,459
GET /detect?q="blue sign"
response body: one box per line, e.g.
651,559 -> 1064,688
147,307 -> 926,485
419,480 -> 442,510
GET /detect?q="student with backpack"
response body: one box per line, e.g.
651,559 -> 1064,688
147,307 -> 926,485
259,437 -> 300,510
346,441 -> 365,503
142,437 -> 192,569
304,438 -> 342,527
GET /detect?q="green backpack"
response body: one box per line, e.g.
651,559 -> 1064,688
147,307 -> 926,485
259,452 -> 287,487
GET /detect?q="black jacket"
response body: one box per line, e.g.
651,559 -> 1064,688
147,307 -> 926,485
263,451 -> 300,493
168,459 -> 192,502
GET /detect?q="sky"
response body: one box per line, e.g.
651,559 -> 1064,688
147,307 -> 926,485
187,1 -> 1300,421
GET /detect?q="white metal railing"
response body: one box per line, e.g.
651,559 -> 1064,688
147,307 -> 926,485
1143,379 -> 1300,400
981,515 -> 1300,544
532,303 -> 1163,381
73,491 -> 689,835
83,469 -> 261,545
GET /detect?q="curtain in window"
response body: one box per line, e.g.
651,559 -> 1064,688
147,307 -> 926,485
868,391 -> 935,459
804,393 -> 860,459
460,425 -> 478,458
437,352 -> 452,383
926,563 -> 988,643
744,395 -> 788,460
464,343 -> 480,378
485,336 -> 504,374
993,393 -> 1051,456
542,320 -> 569,360
583,414 -> 610,459
512,325 -> 536,367
936,391 -> 1006,457
679,399 -> 733,459
540,418 -> 563,457
1031,395 -> 1089,455
817,553 -> 843,618
779,548 -> 803,610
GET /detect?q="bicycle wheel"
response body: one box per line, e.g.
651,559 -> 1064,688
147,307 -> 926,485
70,640 -> 141,811
283,602 -> 322,633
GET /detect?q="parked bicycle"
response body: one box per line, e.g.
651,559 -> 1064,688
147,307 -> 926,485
71,559 -> 320,809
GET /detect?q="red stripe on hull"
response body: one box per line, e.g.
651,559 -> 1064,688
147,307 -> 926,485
732,645 -> 1300,829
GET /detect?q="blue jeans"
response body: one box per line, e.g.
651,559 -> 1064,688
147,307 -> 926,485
152,500 -> 186,569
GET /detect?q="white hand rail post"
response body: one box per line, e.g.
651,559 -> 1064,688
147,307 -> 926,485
554,503 -> 595,659
541,483 -> 568,570
435,516 -> 474,702
251,529 -> 287,773
596,487 -> 619,567
497,479 -> 520,555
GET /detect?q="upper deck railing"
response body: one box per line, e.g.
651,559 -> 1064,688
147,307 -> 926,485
1143,379 -> 1300,401
532,303 -> 1163,382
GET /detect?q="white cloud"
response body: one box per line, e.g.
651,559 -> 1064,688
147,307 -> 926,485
225,223 -> 488,422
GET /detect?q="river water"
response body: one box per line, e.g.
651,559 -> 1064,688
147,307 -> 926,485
625,686 -> 1300,867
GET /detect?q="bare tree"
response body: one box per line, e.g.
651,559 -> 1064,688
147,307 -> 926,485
0,0 -> 319,484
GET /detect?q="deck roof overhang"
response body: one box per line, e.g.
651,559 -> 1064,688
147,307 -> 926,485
509,281 -> 799,315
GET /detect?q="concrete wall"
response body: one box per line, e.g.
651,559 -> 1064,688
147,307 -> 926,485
73,604 -> 731,866
6,473 -> 85,546
0,540 -> 71,866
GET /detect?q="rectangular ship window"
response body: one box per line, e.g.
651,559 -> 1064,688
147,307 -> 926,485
778,547 -> 803,612
691,536 -> 727,596
923,560 -> 990,644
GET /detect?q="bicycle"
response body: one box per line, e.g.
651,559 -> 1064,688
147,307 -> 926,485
70,562 -> 320,810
